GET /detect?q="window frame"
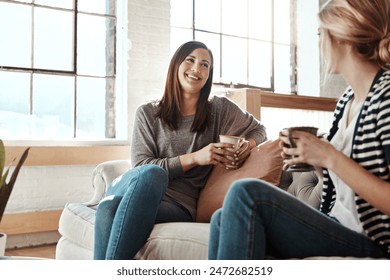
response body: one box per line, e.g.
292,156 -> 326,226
170,0 -> 297,93
0,0 -> 127,142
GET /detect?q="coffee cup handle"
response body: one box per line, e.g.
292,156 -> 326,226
240,140 -> 249,152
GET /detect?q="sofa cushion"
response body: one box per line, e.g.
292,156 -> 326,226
58,203 -> 96,251
196,139 -> 283,222
135,223 -> 209,260
57,203 -> 210,260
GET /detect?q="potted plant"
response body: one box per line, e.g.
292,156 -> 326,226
0,139 -> 30,256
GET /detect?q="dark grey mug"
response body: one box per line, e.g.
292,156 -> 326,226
284,126 -> 318,172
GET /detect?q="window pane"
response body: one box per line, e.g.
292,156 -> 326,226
78,0 -> 116,15
78,14 -> 115,76
195,31 -> 221,83
221,36 -> 247,85
274,44 -> 291,93
76,77 -> 107,138
35,0 -> 73,9
33,74 -> 74,138
195,0 -> 220,33
0,3 -> 31,68
248,0 -> 272,40
248,40 -> 272,88
0,71 -> 31,139
171,27 -> 193,56
0,71 -> 30,114
171,0 -> 192,28
222,0 -> 247,37
274,0 -> 291,44
34,8 -> 74,71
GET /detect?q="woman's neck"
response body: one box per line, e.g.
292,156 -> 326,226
341,56 -> 380,102
181,92 -> 199,116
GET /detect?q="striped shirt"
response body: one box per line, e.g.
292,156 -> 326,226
320,68 -> 390,254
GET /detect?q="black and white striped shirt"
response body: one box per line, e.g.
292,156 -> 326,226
321,68 -> 390,255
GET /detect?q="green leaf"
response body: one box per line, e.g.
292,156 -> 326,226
6,147 -> 30,191
0,144 -> 30,224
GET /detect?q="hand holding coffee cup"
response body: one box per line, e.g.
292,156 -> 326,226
281,126 -> 318,172
219,135 -> 246,169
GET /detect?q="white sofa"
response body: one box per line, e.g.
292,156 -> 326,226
56,160 -> 324,260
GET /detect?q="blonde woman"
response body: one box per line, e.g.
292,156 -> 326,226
209,0 -> 390,259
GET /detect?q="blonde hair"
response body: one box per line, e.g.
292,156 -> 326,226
318,0 -> 390,76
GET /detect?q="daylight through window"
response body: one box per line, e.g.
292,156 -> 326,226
0,0 -> 125,141
170,0 -> 297,93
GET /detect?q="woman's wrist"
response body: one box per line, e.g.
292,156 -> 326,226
247,138 -> 257,150
179,153 -> 197,172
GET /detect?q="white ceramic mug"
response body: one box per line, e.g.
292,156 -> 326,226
219,135 -> 244,169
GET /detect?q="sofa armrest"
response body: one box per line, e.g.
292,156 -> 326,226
83,160 -> 132,207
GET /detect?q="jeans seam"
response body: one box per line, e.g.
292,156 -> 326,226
107,168 -> 141,259
247,206 -> 257,259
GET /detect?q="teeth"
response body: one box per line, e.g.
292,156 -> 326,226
187,74 -> 200,80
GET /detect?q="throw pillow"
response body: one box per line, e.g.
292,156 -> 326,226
196,139 -> 283,222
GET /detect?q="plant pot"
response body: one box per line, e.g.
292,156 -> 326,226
0,232 -> 6,256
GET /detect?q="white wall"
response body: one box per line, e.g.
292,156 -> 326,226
126,0 -> 171,142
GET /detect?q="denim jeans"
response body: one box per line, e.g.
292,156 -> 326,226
94,164 -> 192,260
209,178 -> 388,260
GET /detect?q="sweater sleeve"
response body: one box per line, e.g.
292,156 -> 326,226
130,103 -> 184,177
215,96 -> 267,144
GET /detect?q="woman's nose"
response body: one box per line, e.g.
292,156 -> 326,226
191,66 -> 200,73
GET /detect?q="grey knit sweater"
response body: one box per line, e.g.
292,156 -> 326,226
131,95 -> 267,219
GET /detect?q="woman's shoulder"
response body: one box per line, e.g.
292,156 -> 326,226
136,100 -> 159,117
377,69 -> 390,90
209,94 -> 239,110
371,69 -> 390,100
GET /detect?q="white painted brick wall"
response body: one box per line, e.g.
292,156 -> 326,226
127,0 -> 171,141
5,165 -> 95,213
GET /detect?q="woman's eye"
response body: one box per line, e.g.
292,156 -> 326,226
201,63 -> 209,68
186,57 -> 195,63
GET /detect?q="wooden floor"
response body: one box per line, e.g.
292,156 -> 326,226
5,243 -> 56,259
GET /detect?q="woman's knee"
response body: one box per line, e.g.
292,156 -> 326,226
137,164 -> 169,195
140,164 -> 168,184
110,164 -> 168,196
226,179 -> 277,204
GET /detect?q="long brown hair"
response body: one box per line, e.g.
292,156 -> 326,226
155,41 -> 214,133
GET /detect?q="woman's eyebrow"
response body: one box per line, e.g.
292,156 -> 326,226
188,54 -> 210,65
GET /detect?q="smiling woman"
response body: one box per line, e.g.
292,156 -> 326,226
93,40 -> 267,260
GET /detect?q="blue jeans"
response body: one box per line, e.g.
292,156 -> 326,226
209,178 -> 388,259
94,164 -> 192,260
